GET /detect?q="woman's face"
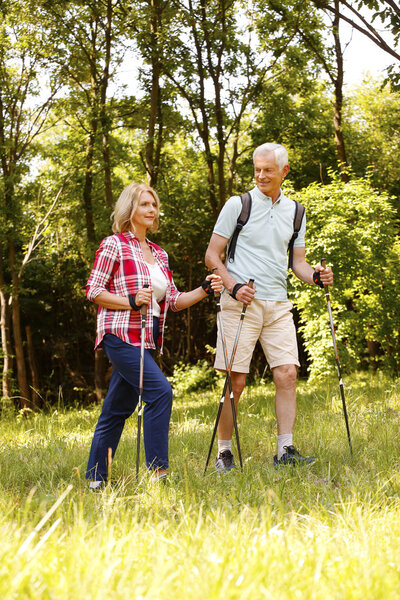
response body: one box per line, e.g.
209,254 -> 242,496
131,191 -> 158,232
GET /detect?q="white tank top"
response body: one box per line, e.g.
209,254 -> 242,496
146,262 -> 168,318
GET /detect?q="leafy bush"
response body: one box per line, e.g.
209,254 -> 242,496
287,173 -> 400,378
168,360 -> 220,395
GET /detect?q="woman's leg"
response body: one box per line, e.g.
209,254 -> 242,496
87,333 -> 172,478
86,366 -> 138,481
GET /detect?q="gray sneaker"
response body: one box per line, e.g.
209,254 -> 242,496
215,450 -> 237,473
274,445 -> 316,469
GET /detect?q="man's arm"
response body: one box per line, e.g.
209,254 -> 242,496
292,247 -> 334,286
205,233 -> 256,304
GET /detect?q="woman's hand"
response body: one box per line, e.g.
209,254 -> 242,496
134,286 -> 153,306
206,273 -> 223,294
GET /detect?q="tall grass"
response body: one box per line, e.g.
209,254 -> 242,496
1,372 -> 400,598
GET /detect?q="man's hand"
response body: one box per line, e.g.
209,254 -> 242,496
314,264 -> 334,287
234,283 -> 256,305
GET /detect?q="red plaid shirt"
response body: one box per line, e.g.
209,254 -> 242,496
86,232 -> 182,351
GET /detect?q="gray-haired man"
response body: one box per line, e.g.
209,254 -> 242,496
205,143 -> 333,470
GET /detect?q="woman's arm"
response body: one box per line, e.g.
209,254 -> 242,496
93,291 -> 131,310
175,274 -> 223,310
94,287 -> 153,310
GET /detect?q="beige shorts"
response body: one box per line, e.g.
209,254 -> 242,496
214,291 -> 299,373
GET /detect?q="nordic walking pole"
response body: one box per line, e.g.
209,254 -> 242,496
321,258 -> 353,455
136,283 -> 149,481
204,278 -> 255,474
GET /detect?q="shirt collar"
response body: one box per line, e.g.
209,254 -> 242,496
124,230 -> 158,250
253,186 -> 283,205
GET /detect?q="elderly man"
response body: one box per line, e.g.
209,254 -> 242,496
205,142 -> 333,471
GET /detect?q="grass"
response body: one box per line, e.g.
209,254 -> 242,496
1,372 -> 400,598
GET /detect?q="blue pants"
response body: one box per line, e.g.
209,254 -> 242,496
86,321 -> 172,481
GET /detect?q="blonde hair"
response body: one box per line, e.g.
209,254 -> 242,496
111,182 -> 160,234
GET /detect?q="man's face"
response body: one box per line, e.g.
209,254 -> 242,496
254,152 -> 289,199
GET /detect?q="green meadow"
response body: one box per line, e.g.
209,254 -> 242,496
1,372 -> 400,599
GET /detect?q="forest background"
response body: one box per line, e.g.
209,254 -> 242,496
1,0 -> 400,410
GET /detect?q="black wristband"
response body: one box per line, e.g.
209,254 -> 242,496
313,271 -> 324,288
128,293 -> 140,310
201,279 -> 214,296
230,283 -> 245,299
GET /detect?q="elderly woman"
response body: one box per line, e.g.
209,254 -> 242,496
86,182 -> 221,488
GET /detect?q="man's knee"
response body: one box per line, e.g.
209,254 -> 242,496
230,372 -> 246,397
272,364 -> 297,390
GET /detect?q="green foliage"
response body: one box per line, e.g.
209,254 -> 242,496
345,78 -> 400,202
168,359 -> 220,395
288,174 -> 400,377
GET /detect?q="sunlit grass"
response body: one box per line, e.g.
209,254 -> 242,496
1,372 -> 400,598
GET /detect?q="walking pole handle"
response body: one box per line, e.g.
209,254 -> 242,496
320,259 -> 330,298
248,278 -> 254,289
140,283 -> 150,317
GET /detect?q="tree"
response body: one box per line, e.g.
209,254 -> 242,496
312,1 -> 400,82
254,0 -> 351,180
344,78 -> 400,203
160,0 -> 273,218
0,0 -> 59,406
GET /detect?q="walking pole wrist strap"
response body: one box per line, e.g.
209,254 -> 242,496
230,283 -> 245,299
128,293 -> 141,311
201,279 -> 214,296
312,271 -> 324,288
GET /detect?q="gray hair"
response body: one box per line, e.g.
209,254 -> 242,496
253,143 -> 289,170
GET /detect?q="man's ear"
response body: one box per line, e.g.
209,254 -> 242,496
282,164 -> 290,178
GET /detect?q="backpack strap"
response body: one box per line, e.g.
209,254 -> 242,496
227,191 -> 252,263
287,200 -> 305,270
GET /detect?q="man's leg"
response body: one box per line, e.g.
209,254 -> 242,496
259,301 -> 315,466
272,364 -> 297,437
217,371 -> 247,440
213,292 -> 261,470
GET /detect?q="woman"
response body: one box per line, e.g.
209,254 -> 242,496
86,182 -> 221,488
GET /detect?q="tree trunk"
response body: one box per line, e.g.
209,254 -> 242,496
25,325 -> 41,408
0,249 -> 12,399
82,122 -> 97,243
185,262 -> 192,361
332,1 -> 349,182
145,0 -> 164,187
100,0 -> 113,207
8,238 -> 31,408
94,349 -> 108,404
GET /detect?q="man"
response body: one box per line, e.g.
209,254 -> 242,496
205,142 -> 333,471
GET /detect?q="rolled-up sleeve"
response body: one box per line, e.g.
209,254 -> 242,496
86,236 -> 120,301
168,274 -> 183,311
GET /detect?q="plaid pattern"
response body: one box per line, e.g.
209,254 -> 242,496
86,231 -> 182,351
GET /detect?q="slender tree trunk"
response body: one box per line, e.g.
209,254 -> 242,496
185,262 -> 192,361
94,349 -> 108,403
82,122 -> 97,244
144,0 -> 165,187
332,1 -> 349,182
0,248 -> 12,399
227,130 -> 240,197
8,238 -> 31,407
100,0 -> 113,207
25,325 -> 40,408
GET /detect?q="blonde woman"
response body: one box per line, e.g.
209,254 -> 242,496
86,183 -> 222,488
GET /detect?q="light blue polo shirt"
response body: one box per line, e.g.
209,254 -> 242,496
213,186 -> 306,301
